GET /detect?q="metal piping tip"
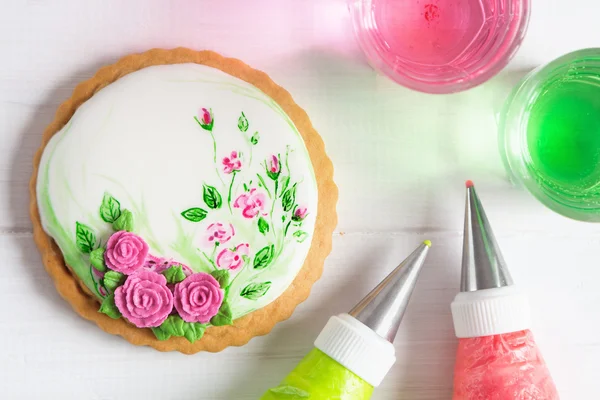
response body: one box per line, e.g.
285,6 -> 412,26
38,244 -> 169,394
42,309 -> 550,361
461,181 -> 514,292
349,241 -> 430,343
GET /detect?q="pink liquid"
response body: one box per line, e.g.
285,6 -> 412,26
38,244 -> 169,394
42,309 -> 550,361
350,0 -> 530,93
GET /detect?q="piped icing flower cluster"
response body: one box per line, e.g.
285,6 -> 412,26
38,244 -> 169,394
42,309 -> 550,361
73,108 -> 312,343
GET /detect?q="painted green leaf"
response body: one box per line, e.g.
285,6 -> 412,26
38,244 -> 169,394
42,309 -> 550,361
162,265 -> 186,284
90,247 -> 107,272
281,185 -> 297,212
151,315 -> 207,343
180,207 -> 208,222
280,176 -> 290,197
112,209 -> 134,232
102,270 -> 125,293
238,111 -> 249,132
293,230 -> 309,243
211,269 -> 230,288
253,244 -> 275,270
240,281 -> 272,300
268,385 -> 310,398
250,131 -> 259,145
75,222 -> 96,253
203,184 -> 222,209
99,193 -> 121,223
210,301 -> 233,326
258,217 -> 269,235
99,293 -> 121,319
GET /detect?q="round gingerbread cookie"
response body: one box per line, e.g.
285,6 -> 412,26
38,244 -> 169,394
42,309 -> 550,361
30,48 -> 337,353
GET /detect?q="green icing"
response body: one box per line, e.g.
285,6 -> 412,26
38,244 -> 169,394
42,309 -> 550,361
238,111 -> 249,132
258,216 -> 270,235
210,300 -> 233,326
210,269 -> 230,287
103,270 -> 125,293
162,265 -> 186,284
99,192 -> 121,223
253,244 -> 275,270
203,184 -> 222,210
112,209 -> 134,232
261,349 -> 373,400
180,207 -> 208,223
99,294 -> 121,319
90,247 -> 107,272
152,315 -> 206,343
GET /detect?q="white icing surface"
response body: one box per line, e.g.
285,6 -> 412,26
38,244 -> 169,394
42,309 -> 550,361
37,64 -> 318,319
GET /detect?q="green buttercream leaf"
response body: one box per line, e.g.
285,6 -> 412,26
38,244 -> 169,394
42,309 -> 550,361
152,315 -> 206,343
253,244 -> 275,270
293,230 -> 309,243
162,265 -> 186,284
268,385 -> 310,398
281,184 -> 297,212
280,176 -> 290,197
103,270 -> 125,293
210,269 -> 230,287
210,301 -> 233,326
250,131 -> 259,145
99,293 -> 121,319
99,193 -> 121,223
203,184 -> 222,209
238,111 -> 249,132
240,281 -> 272,300
258,216 -> 269,235
112,209 -> 134,232
89,247 -> 107,272
180,207 -> 208,222
75,222 -> 96,253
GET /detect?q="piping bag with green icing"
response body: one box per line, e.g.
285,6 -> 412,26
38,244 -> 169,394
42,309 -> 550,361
451,181 -> 559,399
261,241 -> 431,399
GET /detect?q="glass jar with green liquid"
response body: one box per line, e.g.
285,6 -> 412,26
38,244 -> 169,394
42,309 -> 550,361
500,49 -> 600,221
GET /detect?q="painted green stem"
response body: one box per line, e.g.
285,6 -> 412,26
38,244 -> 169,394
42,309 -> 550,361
228,171 -> 237,213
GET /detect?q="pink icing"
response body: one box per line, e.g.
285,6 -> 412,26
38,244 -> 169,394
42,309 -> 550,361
203,222 -> 235,247
293,206 -> 308,221
233,188 -> 268,219
216,243 -> 250,270
200,107 -> 212,125
104,231 -> 149,275
268,154 -> 280,173
173,273 -> 224,323
222,151 -> 242,174
453,330 -> 559,400
114,269 -> 173,328
143,253 -> 193,275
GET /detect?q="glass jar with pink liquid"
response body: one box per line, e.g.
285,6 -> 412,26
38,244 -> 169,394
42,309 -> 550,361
349,0 -> 530,94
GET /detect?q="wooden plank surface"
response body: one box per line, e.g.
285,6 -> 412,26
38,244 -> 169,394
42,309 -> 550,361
1,1 -> 600,398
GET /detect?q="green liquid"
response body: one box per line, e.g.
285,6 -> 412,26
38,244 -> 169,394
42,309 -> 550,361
526,76 -> 600,198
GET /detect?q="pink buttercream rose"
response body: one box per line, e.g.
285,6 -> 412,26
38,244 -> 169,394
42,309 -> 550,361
233,188 -> 268,219
174,273 -> 224,323
216,243 -> 250,271
222,151 -> 242,174
268,155 -> 280,173
104,231 -> 149,275
203,222 -> 235,247
114,269 -> 174,328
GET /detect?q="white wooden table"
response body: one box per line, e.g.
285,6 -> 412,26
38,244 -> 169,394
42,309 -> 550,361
2,1 -> 600,398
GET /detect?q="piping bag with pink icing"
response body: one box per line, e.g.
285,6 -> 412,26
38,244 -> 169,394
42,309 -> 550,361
451,181 -> 559,400
261,241 -> 430,399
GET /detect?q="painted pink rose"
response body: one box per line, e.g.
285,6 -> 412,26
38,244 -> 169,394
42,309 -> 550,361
266,154 -> 281,180
196,107 -> 214,131
203,222 -> 235,247
292,206 -> 308,222
233,188 -> 268,219
143,254 -> 193,275
114,269 -> 174,328
216,243 -> 250,271
174,273 -> 224,323
222,151 -> 242,174
104,231 -> 149,275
